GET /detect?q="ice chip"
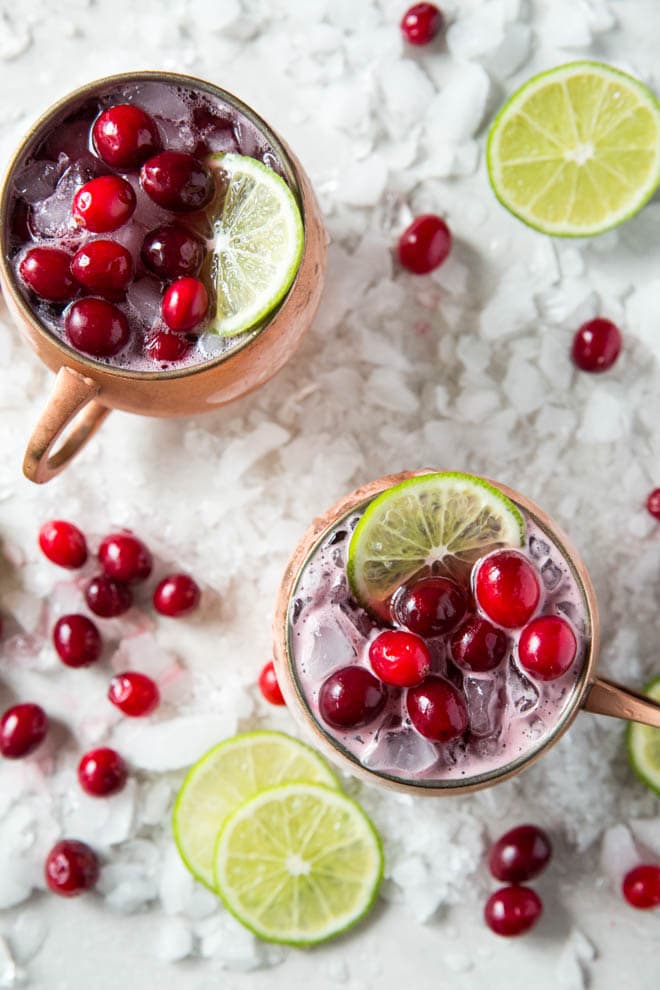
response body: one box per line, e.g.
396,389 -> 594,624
508,659 -> 540,715
464,676 -> 499,737
154,918 -> 193,962
0,936 -> 21,989
364,728 -> 438,775
302,618 -> 356,679
600,824 -> 639,889
529,535 -> 550,560
541,558 -> 563,591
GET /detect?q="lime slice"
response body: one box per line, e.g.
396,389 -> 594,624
214,782 -> 383,946
487,61 -> 660,236
348,472 -> 525,617
627,677 -> 660,796
173,731 -> 338,890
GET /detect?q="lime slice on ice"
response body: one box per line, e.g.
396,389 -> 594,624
173,731 -> 338,890
208,153 -> 304,336
348,472 -> 525,617
627,677 -> 660,796
214,782 -> 383,946
487,61 -> 660,236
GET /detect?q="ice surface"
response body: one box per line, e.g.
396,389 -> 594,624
28,164 -> 83,237
13,160 -> 58,204
556,600 -> 583,631
363,728 -> 438,775
541,558 -> 563,591
302,618 -> 356,679
125,277 -> 163,330
111,714 -> 237,771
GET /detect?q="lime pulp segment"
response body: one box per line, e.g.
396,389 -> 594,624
627,677 -> 660,796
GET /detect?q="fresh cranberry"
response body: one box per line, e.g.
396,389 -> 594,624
153,574 -> 200,617
258,661 -> 286,706
145,330 -> 192,363
406,675 -> 468,741
53,614 -> 102,667
72,175 -> 136,233
44,839 -> 99,897
622,864 -> 660,909
518,615 -> 577,681
98,532 -> 152,584
78,747 -> 127,796
474,551 -> 540,629
39,520 -> 87,568
646,488 -> 660,520
484,886 -> 542,936
18,247 -> 77,302
161,277 -> 208,332
64,298 -> 129,358
92,104 -> 160,169
85,575 -> 132,618
450,616 -> 510,672
393,576 -> 466,637
140,152 -> 214,212
571,318 -> 622,372
488,824 -> 553,883
368,629 -> 431,687
108,671 -> 160,717
319,666 -> 387,729
398,215 -> 452,274
401,3 -> 444,44
0,703 -> 48,758
71,240 -> 133,296
141,224 -> 205,279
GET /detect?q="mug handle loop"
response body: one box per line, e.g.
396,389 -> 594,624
23,366 -> 110,484
584,677 -> 660,728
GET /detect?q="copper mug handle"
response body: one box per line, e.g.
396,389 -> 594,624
23,367 -> 110,484
584,677 -> 660,728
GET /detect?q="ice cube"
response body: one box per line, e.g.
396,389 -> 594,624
556,600 -> 583,631
131,82 -> 192,123
125,277 -> 163,329
204,121 -> 239,155
13,160 -> 59,204
29,164 -> 83,237
541,559 -> 563,591
153,116 -> 196,154
363,728 -> 438,775
0,936 -> 21,988
302,619 -> 357,679
464,676 -> 499,737
113,220 -> 147,262
529,535 -> 550,560
154,918 -> 193,962
600,824 -> 639,889
507,659 -> 540,715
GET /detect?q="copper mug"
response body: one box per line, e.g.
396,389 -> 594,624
273,470 -> 660,796
0,71 -> 326,484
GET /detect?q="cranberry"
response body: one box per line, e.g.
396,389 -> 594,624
488,824 -> 552,883
78,747 -> 127,797
518,615 -> 577,681
145,330 -> 192,363
92,103 -> 160,168
401,3 -> 444,44
72,175 -> 136,233
85,575 -> 132,618
646,488 -> 660,520
71,240 -> 133,296
484,886 -> 542,936
161,277 -> 208,333
622,864 -> 660,909
153,574 -> 200,617
44,839 -> 99,897
398,214 -> 452,274
406,675 -> 468,741
39,520 -> 87,568
53,614 -> 102,667
450,616 -> 510,672
99,532 -> 152,584
108,671 -> 160,717
0,703 -> 48,758
18,247 -> 77,302
319,666 -> 387,729
258,661 -> 286,706
393,576 -> 467,637
141,223 -> 205,279
141,152 -> 214,212
571,318 -> 622,372
474,551 -> 540,629
368,629 -> 431,687
64,298 -> 129,358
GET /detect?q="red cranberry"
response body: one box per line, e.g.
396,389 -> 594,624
108,671 -> 160,717
78,747 -> 127,797
474,551 -> 540,629
85,575 -> 132,618
450,616 -> 510,672
161,277 -> 208,333
64,298 -> 129,358
398,214 -> 452,274
18,247 -> 77,302
98,532 -> 152,584
571,318 -> 622,372
393,576 -> 466,637
45,839 -> 99,897
484,886 -> 542,936
319,666 -> 387,729
0,703 -> 48,758
401,3 -> 444,44
53,614 -> 102,667
518,615 -> 577,681
488,824 -> 552,883
258,661 -> 286,706
406,675 -> 468,741
71,240 -> 133,296
153,573 -> 200,617
141,224 -> 205,279
39,520 -> 87,569
140,152 -> 214,212
72,175 -> 136,233
646,488 -> 660,520
92,104 -> 160,169
369,629 -> 431,687
145,330 -> 192,363
622,864 -> 660,909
